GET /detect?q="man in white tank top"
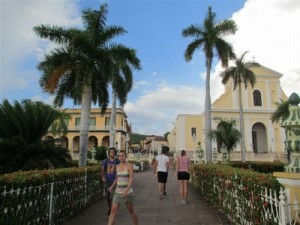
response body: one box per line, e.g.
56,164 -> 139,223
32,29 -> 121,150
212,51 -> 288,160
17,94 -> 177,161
153,149 -> 169,199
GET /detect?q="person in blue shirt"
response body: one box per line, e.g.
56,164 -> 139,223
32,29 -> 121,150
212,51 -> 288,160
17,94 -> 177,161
101,147 -> 120,215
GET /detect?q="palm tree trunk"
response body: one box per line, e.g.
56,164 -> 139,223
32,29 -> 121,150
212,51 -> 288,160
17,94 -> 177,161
79,84 -> 92,167
109,90 -> 117,148
205,58 -> 212,162
238,83 -> 246,162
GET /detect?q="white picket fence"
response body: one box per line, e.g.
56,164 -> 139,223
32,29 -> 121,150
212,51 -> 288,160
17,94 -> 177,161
0,171 -> 102,225
261,188 -> 300,225
212,177 -> 300,225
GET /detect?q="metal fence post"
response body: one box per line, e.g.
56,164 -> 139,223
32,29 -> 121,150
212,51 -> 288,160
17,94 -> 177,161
279,188 -> 287,225
85,168 -> 87,207
49,183 -> 54,225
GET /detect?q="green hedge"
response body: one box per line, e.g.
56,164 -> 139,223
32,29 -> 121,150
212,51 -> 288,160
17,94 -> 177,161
190,164 -> 283,225
0,166 -> 103,225
229,161 -> 286,173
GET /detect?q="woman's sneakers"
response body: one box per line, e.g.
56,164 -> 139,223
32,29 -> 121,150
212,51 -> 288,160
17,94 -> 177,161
180,199 -> 187,204
160,192 -> 167,199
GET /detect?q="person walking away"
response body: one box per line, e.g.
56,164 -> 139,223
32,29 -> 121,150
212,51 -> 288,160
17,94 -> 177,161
153,148 -> 169,199
101,147 -> 120,215
107,150 -> 138,225
175,150 -> 191,204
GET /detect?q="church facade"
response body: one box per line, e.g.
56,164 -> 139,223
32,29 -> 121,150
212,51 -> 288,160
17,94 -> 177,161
168,65 -> 288,161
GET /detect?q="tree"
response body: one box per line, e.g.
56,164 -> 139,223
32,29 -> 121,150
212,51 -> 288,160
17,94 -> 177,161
220,51 -> 259,162
271,99 -> 290,123
164,132 -> 170,140
182,6 -> 237,162
108,48 -> 141,148
207,117 -> 241,161
34,4 -> 138,166
0,99 -> 71,174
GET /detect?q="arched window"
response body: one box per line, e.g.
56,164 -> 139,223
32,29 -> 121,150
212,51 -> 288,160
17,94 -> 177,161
253,90 -> 262,106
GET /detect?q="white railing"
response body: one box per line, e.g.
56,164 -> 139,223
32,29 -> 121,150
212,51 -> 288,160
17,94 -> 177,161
210,151 -> 287,163
1,170 -> 102,225
209,176 -> 300,225
67,125 -> 127,132
261,188 -> 300,225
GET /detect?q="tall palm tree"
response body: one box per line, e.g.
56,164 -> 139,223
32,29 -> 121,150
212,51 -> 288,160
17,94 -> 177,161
108,48 -> 141,148
271,99 -> 290,123
182,6 -> 237,162
0,99 -> 71,174
34,4 -> 139,166
207,117 -> 241,161
220,51 -> 259,162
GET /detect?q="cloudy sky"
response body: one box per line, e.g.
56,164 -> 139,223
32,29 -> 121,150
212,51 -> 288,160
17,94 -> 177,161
1,0 -> 300,136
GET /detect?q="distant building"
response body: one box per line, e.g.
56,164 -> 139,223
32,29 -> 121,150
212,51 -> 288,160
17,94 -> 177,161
45,108 -> 131,159
168,65 -> 288,161
143,136 -> 169,155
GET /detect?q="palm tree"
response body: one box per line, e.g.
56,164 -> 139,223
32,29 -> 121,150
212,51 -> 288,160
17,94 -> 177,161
34,4 -> 139,166
108,48 -> 141,148
207,117 -> 241,161
271,98 -> 291,161
182,6 -> 237,162
0,99 -> 71,174
271,99 -> 290,123
220,51 -> 259,162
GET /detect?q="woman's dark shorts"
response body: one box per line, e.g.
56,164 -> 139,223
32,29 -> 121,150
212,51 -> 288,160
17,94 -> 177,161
177,171 -> 190,180
157,171 -> 168,183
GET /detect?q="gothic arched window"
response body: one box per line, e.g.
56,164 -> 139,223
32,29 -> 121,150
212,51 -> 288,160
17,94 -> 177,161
253,90 -> 262,106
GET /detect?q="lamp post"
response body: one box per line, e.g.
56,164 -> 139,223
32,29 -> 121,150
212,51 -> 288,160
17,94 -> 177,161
192,134 -> 197,162
91,147 -> 96,161
126,134 -> 130,155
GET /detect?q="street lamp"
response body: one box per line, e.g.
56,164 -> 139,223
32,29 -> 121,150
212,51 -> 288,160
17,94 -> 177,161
91,147 -> 96,161
126,134 -> 130,155
192,134 -> 197,162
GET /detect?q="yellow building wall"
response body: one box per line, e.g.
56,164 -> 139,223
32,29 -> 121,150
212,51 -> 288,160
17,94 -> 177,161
46,108 -> 130,159
169,65 -> 289,160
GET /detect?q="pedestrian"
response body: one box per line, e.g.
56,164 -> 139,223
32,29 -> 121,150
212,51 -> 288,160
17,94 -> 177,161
101,147 -> 120,215
175,150 -> 191,204
153,148 -> 169,199
107,150 -> 138,225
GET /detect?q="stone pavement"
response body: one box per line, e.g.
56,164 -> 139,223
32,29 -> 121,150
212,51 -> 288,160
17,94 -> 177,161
63,165 -> 230,225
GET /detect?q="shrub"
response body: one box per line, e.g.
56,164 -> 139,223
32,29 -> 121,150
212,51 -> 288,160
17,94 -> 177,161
229,161 -> 285,173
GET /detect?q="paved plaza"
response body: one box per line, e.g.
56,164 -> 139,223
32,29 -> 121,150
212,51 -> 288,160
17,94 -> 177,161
63,165 -> 230,225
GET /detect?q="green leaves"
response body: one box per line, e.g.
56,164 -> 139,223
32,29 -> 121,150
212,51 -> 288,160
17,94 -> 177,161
0,100 -> 71,174
182,6 -> 237,66
207,117 -> 241,154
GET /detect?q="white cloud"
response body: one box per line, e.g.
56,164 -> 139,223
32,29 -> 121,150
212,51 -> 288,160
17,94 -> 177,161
31,95 -> 55,106
0,1 -> 81,93
133,80 -> 149,90
228,0 -> 300,97
124,84 -> 204,135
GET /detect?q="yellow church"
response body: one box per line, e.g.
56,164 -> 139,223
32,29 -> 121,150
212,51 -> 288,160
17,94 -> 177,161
168,65 -> 288,161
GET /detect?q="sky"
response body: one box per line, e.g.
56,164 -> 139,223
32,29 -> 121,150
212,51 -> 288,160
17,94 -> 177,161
1,0 -> 300,136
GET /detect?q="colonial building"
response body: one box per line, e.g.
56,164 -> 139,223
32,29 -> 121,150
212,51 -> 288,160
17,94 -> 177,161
45,108 -> 131,159
142,136 -> 169,155
168,65 -> 288,161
